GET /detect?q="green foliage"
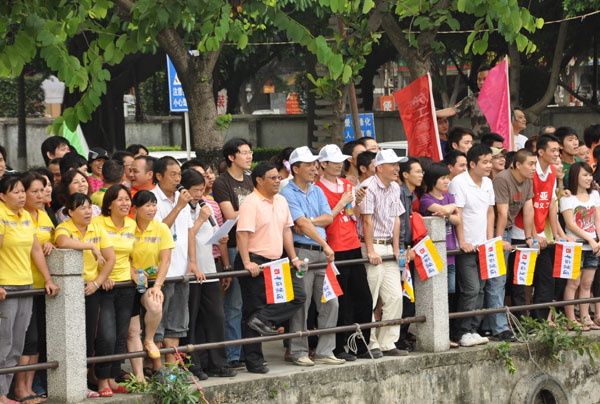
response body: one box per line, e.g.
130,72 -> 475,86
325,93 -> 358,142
146,145 -> 182,151
495,341 -> 516,374
252,147 -> 284,162
216,113 -> 232,130
138,72 -> 170,116
0,77 -> 45,117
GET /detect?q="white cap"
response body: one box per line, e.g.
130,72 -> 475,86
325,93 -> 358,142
374,149 -> 407,167
318,144 -> 351,163
289,146 -> 319,165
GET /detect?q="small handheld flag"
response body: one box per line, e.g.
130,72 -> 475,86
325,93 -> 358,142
263,258 -> 294,304
413,236 -> 443,281
513,248 -> 538,286
478,237 -> 506,279
322,262 -> 343,302
403,268 -> 415,303
553,242 -> 582,280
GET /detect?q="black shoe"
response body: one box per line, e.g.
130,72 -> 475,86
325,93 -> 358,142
357,348 -> 382,359
227,360 -> 245,370
492,330 -> 516,342
248,316 -> 278,336
192,369 -> 208,381
335,351 -> 357,361
206,367 -> 237,377
247,365 -> 269,374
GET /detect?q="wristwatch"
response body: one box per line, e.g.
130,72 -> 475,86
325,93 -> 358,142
223,265 -> 232,271
310,217 -> 315,225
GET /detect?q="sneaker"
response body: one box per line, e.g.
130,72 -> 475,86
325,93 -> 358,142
459,333 -> 478,347
471,332 -> 489,345
206,367 -> 237,377
247,365 -> 269,374
336,352 -> 357,361
192,369 -> 208,381
227,360 -> 245,370
292,356 -> 315,367
313,355 -> 346,365
492,330 -> 516,342
357,348 -> 383,359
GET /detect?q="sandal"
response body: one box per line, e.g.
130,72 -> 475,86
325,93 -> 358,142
143,341 -> 161,360
14,395 -> 44,404
98,388 -> 113,398
86,390 -> 100,399
449,341 -> 459,349
111,385 -> 129,394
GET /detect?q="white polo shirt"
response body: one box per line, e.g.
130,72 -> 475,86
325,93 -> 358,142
449,170 -> 495,245
152,186 -> 193,277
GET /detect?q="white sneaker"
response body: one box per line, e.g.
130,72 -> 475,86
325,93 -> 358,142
313,355 -> 346,365
471,332 -> 489,345
459,333 -> 478,347
292,356 -> 315,366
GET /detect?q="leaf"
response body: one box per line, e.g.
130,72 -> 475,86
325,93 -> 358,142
362,0 -> 374,14
457,0 -> 466,12
104,42 -> 114,62
238,33 -> 248,49
342,64 -> 352,83
329,54 -> 343,79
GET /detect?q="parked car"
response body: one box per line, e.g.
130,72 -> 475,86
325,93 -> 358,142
378,141 -> 409,157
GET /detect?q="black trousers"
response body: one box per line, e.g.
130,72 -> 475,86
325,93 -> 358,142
507,238 -> 527,318
95,288 -> 136,379
531,244 -> 566,320
333,248 -> 372,355
85,291 -> 103,363
236,252 -> 306,369
400,263 -> 416,341
183,282 -> 229,372
23,295 -> 46,356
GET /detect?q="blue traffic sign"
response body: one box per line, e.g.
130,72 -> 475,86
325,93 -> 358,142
344,113 -> 375,142
166,55 -> 188,112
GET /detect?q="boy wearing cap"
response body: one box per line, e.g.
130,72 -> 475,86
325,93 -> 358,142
357,149 -> 406,357
315,145 -> 373,361
281,146 -> 343,367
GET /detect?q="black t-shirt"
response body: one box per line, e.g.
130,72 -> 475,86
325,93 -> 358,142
212,171 -> 254,248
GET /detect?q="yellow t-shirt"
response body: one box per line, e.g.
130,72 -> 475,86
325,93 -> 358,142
31,209 -> 55,288
93,215 -> 136,282
131,219 -> 175,279
91,189 -> 106,208
55,218 -> 113,282
0,202 -> 36,285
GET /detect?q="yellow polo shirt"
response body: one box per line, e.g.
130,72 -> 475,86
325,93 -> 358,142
0,202 -> 36,285
131,219 -> 175,279
31,209 -> 55,288
55,218 -> 113,282
91,188 -> 107,208
93,215 -> 136,282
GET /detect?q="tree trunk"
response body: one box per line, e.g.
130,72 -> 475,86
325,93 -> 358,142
16,72 -> 26,170
330,88 -> 348,145
508,43 -> 520,106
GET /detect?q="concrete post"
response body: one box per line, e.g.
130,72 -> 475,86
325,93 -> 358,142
415,216 -> 450,352
45,249 -> 87,403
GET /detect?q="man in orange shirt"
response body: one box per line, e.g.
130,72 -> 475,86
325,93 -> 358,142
236,162 -> 306,374
129,156 -> 156,198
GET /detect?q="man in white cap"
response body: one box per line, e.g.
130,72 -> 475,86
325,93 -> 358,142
281,146 -> 343,366
315,145 -> 373,361
357,149 -> 408,357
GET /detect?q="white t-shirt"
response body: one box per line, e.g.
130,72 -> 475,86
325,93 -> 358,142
191,204 -> 218,283
449,171 -> 495,245
560,190 -> 600,250
152,186 -> 193,276
514,134 -> 528,151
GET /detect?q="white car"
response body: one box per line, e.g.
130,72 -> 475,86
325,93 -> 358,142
378,141 -> 409,157
148,150 -> 194,163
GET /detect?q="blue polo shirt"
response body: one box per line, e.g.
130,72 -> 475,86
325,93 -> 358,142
281,180 -> 332,246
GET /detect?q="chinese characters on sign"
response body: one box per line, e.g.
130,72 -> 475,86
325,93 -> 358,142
344,113 -> 376,142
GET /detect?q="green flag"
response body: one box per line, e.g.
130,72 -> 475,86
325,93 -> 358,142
61,124 -> 88,158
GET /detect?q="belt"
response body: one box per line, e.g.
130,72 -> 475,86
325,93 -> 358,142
294,242 -> 324,251
360,237 -> 393,246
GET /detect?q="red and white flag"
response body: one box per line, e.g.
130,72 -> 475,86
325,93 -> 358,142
477,58 -> 512,150
393,74 -> 442,161
321,262 -> 343,302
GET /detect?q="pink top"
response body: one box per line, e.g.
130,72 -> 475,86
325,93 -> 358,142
88,177 -> 104,193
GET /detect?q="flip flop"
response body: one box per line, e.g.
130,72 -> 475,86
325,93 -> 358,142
98,388 -> 113,398
111,385 -> 128,394
86,390 -> 100,399
14,395 -> 44,404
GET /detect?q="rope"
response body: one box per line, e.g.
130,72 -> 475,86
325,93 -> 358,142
172,346 -> 210,404
503,306 -> 545,374
345,323 -> 380,382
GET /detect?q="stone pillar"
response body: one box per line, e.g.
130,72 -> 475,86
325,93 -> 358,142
45,249 -> 87,403
415,216 -> 450,352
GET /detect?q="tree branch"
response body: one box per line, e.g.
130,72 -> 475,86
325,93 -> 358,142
558,79 -> 600,113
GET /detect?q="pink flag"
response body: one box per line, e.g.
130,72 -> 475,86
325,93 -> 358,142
477,58 -> 512,150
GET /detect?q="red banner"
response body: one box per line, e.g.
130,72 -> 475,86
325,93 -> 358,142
393,74 -> 442,161
477,58 -> 511,150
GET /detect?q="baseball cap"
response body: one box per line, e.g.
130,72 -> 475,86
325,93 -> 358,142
374,149 -> 407,167
88,147 -> 109,163
289,146 -> 319,165
318,144 -> 351,163
491,147 -> 507,157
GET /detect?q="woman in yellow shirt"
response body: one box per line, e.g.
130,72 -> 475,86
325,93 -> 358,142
128,190 -> 174,378
13,172 -> 56,403
54,193 -> 115,398
92,185 -> 137,396
0,174 -> 58,404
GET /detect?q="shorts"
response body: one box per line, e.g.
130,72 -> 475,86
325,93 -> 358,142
154,282 -> 189,341
581,250 -> 598,270
130,291 -> 142,317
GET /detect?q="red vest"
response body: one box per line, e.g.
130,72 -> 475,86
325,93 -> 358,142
515,164 -> 555,234
316,178 -> 361,252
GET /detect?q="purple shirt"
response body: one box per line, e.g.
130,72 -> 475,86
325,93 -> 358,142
419,193 -> 457,265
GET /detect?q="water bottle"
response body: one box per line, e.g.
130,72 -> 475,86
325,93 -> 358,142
398,249 -> 406,271
532,239 -> 539,252
145,266 -> 158,276
344,184 -> 354,216
296,258 -> 309,278
167,374 -> 176,390
136,269 -> 147,294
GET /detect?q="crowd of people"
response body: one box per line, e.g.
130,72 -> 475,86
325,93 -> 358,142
1,114 -> 600,403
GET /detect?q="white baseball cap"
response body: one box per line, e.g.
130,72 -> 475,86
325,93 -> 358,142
289,146 -> 319,165
318,144 -> 351,163
374,149 -> 407,167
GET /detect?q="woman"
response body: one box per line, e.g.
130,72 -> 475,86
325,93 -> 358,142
0,175 -> 58,404
560,162 -> 600,330
419,163 -> 460,346
33,168 -> 58,226
128,190 -> 174,379
54,193 -> 115,398
13,173 -> 56,403
55,170 -> 101,223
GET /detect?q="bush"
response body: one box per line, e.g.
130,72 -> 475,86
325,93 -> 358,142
138,72 -> 170,116
0,77 -> 46,117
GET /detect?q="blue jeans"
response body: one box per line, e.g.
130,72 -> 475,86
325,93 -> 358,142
224,247 -> 243,362
482,230 -> 510,335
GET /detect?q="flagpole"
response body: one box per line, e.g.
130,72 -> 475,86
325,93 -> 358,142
427,73 -> 443,161
505,57 -> 513,151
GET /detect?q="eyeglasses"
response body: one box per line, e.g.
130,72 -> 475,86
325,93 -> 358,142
237,150 -> 253,156
265,175 -> 283,181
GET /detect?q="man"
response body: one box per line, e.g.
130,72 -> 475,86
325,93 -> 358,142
212,137 -> 254,369
435,114 -> 450,157
481,132 -> 505,150
236,162 -> 306,374
91,159 -> 124,208
511,107 -> 528,151
129,155 -> 157,197
556,126 -> 581,187
357,151 -> 376,184
315,145 -> 372,361
59,152 -> 88,174
112,150 -> 135,187
48,157 -> 62,186
577,140 -> 591,165
151,156 -> 196,365
357,149 -> 407,357
444,150 -> 468,181
281,146 -> 343,367
490,147 -> 508,179
41,136 -> 70,165
357,136 -> 379,153
446,127 -> 474,155
448,144 -> 495,347
342,140 -> 366,186
492,149 -> 536,341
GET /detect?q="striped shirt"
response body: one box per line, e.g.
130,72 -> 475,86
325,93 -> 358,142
357,174 -> 404,239
203,196 -> 223,258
